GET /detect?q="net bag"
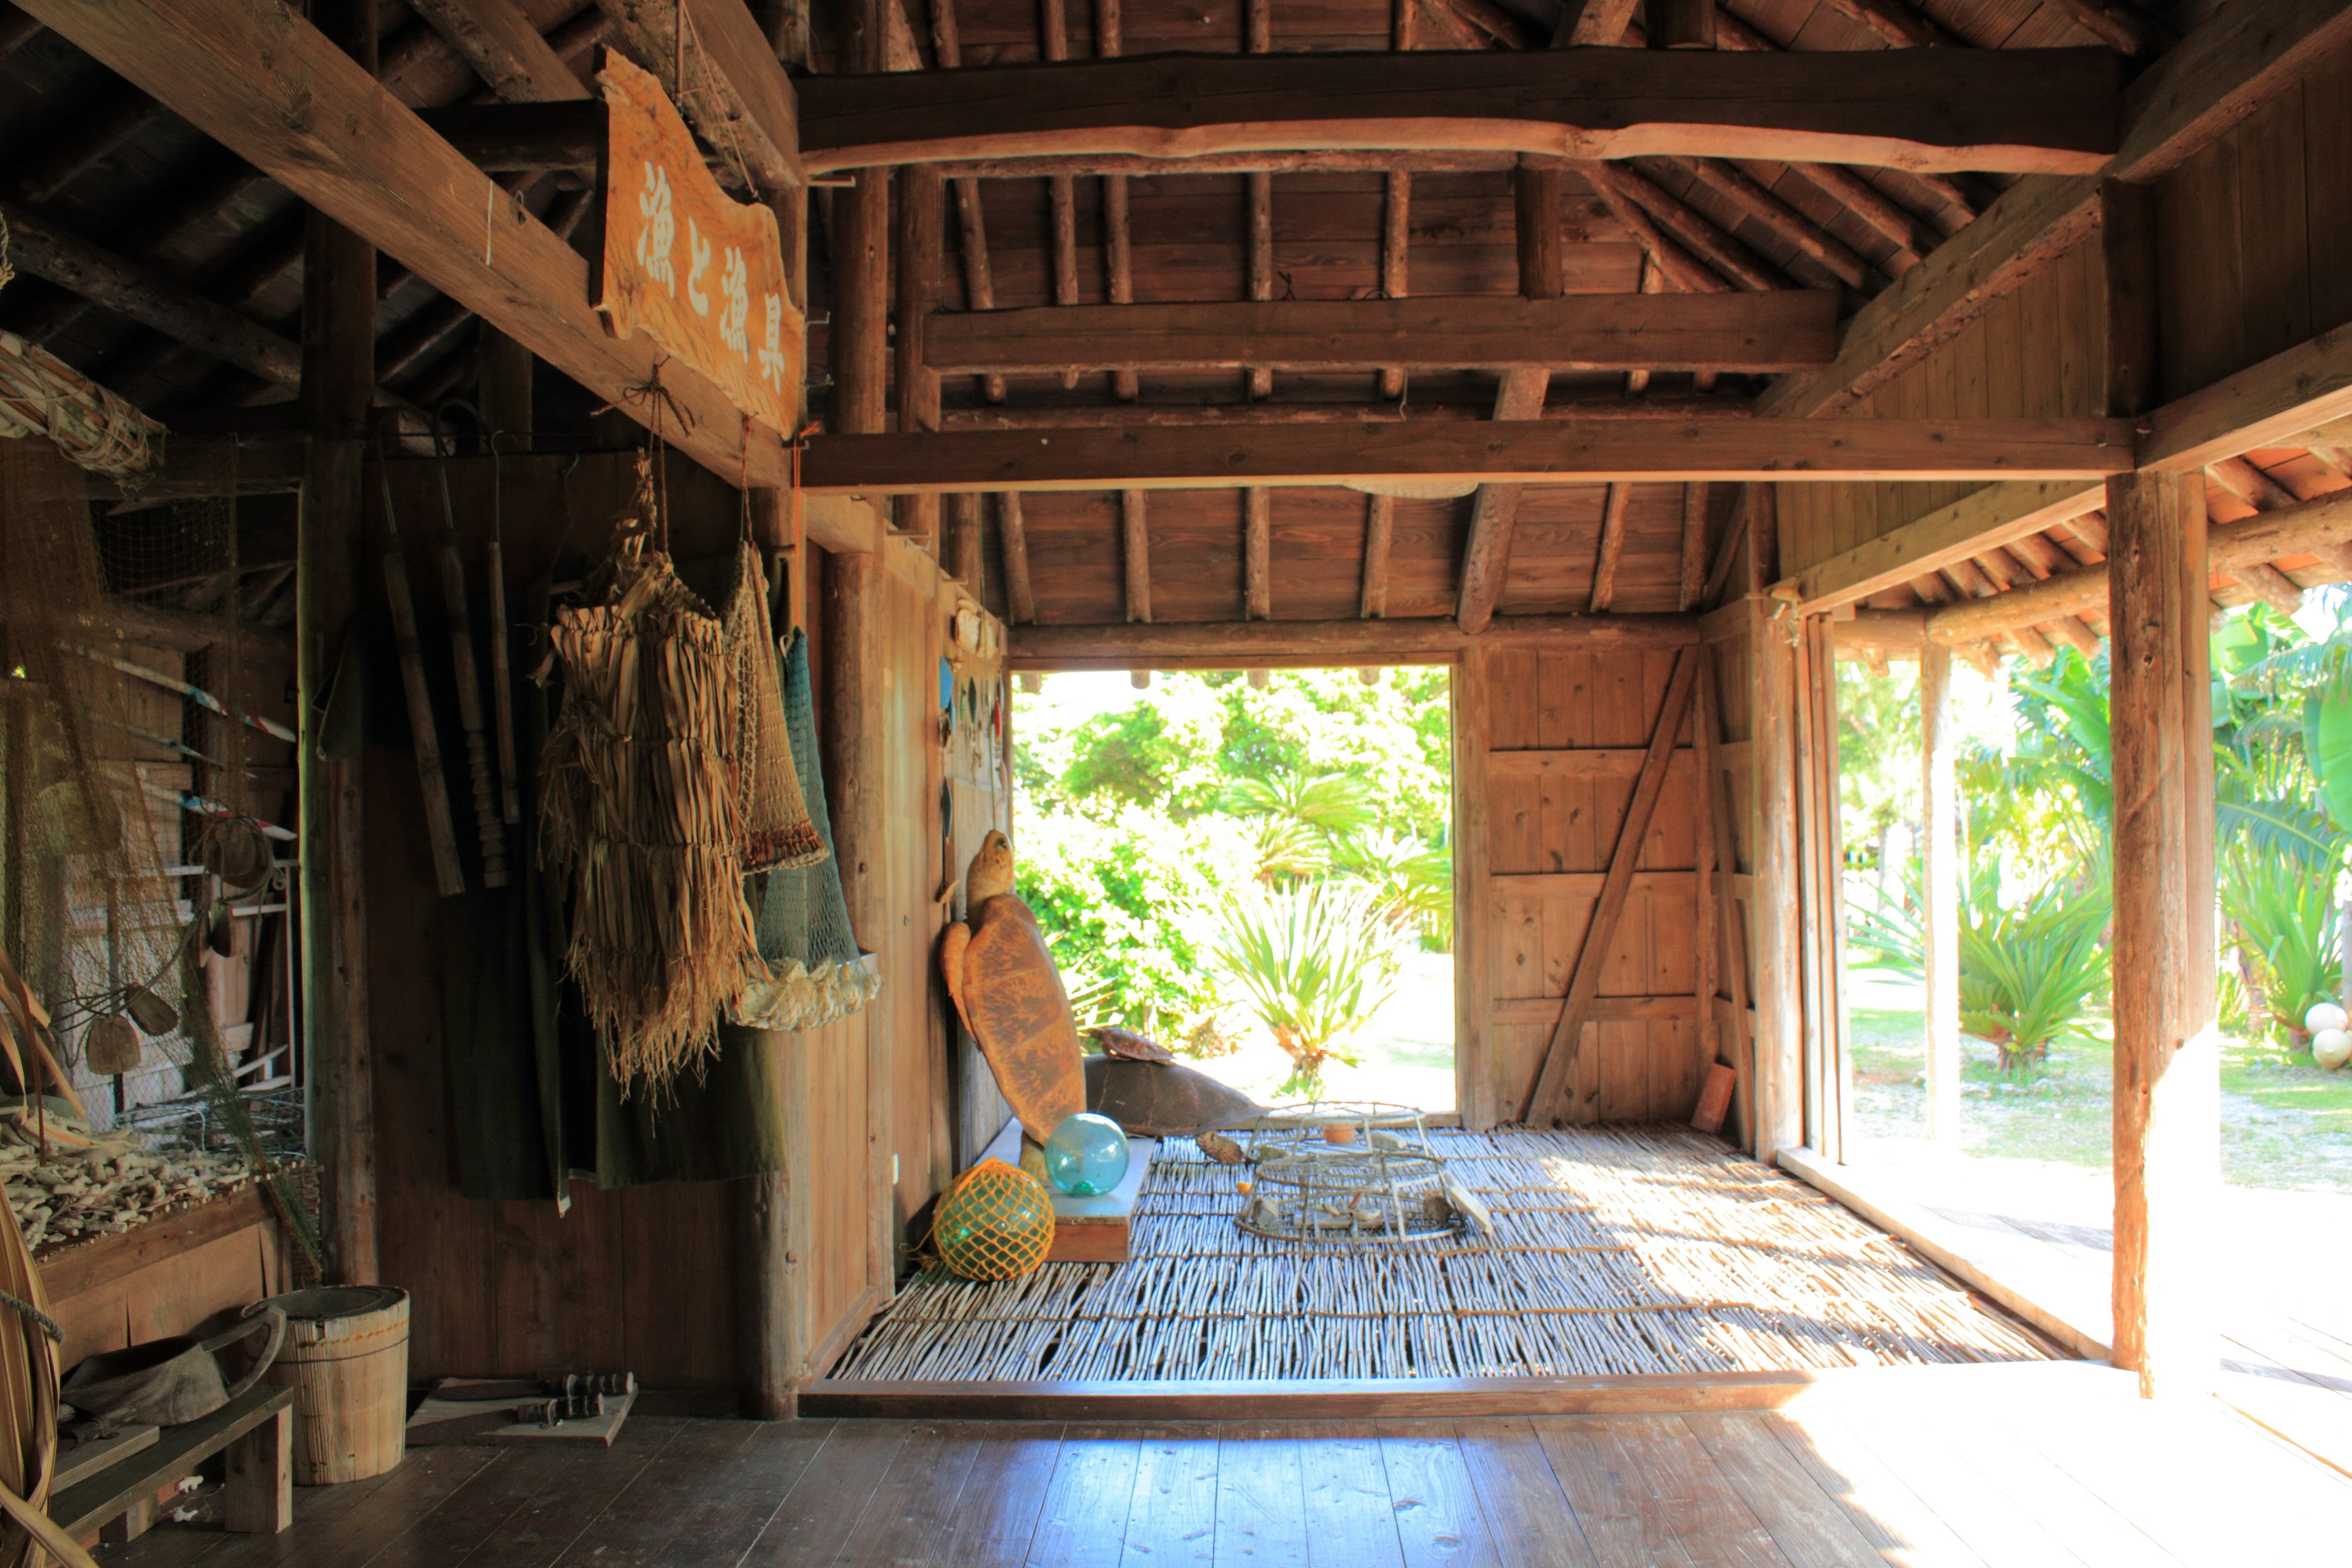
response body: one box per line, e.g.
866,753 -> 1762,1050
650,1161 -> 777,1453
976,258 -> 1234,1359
734,627 -> 881,1030
539,538 -> 761,1095
720,538 -> 823,875
933,1158 -> 1054,1281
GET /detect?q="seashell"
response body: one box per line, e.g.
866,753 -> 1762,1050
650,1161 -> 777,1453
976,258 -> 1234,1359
1197,1131 -> 1248,1166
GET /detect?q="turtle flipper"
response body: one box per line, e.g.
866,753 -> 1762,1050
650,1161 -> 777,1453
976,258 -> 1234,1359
939,922 -> 973,1029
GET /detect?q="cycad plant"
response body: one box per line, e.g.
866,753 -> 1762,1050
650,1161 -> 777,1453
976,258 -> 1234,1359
1212,880 -> 1401,1097
2220,846 -> 2340,1044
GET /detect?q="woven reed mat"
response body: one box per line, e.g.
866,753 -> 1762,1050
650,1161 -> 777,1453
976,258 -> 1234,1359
828,1125 -> 2058,1382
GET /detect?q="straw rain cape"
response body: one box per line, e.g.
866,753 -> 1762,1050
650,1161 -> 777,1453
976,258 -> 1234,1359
539,537 -> 763,1095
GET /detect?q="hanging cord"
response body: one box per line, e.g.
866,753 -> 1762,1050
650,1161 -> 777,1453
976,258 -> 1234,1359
0,1292 -> 60,1346
594,358 -> 693,552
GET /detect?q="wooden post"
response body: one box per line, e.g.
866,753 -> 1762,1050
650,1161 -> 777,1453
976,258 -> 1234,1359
1244,488 -> 1272,619
2108,467 -> 2218,1400
1648,0 -> 1716,48
1123,490 -> 1152,622
1921,639 -> 1961,1142
1452,645 -> 1493,1128
1744,488 -> 1803,1164
824,28 -> 897,1325
476,327 -> 532,444
298,0 -> 377,1289
895,162 -> 943,544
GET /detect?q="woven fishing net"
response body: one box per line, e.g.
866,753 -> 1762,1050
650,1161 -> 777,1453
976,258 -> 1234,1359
539,530 -> 763,1096
933,1157 -> 1054,1281
0,434 -> 317,1273
720,538 -> 822,875
734,627 -> 880,1030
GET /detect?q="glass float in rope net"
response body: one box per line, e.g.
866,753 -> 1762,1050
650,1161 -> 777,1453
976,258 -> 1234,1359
933,1158 -> 1055,1281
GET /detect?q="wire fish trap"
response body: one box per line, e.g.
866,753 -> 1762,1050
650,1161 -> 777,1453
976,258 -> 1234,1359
1237,1145 -> 1464,1245
1245,1099 -> 1438,1163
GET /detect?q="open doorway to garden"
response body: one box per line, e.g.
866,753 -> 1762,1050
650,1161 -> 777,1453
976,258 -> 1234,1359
1830,596 -> 2352,1377
1009,665 -> 1459,1113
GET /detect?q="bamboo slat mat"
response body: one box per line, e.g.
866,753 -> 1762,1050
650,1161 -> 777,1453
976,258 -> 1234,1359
828,1125 -> 2059,1381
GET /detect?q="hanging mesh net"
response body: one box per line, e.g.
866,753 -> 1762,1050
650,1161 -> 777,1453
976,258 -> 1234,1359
0,433 -> 317,1267
735,626 -> 879,1031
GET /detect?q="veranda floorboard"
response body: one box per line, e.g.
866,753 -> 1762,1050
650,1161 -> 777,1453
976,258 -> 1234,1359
838,1420 -> 989,1567
541,1417 -> 780,1568
1210,1421 -> 1310,1568
930,1420 -> 1064,1568
646,1420 -> 840,1568
1754,1409 -> 1991,1568
736,1419 -> 913,1566
1449,1417 -> 1598,1568
1120,1422 -> 1221,1566
1681,1414 -> 1883,1568
1374,1420 -> 1502,1568
1803,1401 -> 2082,1568
1022,1423 -> 1144,1568
1534,1414 -> 1789,1568
450,1417 -> 687,1568
135,1442 -> 505,1568
1293,1420 -> 1404,1568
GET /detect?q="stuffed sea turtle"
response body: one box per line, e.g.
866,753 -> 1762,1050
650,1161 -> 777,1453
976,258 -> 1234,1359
939,832 -> 1087,1144
1084,1054 -> 1261,1137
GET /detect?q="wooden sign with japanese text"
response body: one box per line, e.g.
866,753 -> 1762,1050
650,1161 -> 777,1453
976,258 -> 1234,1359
595,51 -> 801,435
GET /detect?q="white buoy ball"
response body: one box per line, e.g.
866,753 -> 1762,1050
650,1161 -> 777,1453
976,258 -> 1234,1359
2313,1028 -> 2352,1071
2306,1001 -> 2348,1035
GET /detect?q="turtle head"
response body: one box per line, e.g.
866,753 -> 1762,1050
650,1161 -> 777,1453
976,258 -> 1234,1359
967,830 -> 1017,904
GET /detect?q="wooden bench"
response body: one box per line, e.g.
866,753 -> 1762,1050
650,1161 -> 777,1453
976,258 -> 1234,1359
49,1384 -> 295,1544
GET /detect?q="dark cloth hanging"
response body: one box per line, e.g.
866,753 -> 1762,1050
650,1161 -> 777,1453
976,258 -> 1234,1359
427,557 -> 795,1199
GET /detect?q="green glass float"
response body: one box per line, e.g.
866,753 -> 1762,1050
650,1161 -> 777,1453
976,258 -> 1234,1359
935,1158 -> 1055,1281
1043,1112 -> 1131,1197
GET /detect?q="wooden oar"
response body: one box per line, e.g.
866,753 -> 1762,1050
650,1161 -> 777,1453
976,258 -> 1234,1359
375,461 -> 467,898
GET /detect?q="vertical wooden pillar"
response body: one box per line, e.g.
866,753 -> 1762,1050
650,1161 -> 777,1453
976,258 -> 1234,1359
1744,488 -> 1803,1164
1921,641 -> 1961,1142
2108,468 -> 2217,1400
894,164 -> 943,544
1452,646 -> 1494,1129
299,0 -> 377,1288
826,52 -> 896,1318
476,328 -> 532,445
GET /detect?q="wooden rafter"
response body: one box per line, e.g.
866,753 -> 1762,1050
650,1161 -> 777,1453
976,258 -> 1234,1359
927,0 -> 1004,402
1766,0 -> 2352,420
801,418 -> 2140,496
589,0 -> 800,194
795,49 -> 2127,176
13,0 -> 874,540
407,0 -> 583,103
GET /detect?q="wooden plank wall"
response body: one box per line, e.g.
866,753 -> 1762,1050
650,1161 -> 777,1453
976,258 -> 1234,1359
1460,643 -> 1707,1128
364,459 -> 994,1393
45,1190 -> 290,1369
2154,40 -> 2352,402
1777,236 -> 2107,579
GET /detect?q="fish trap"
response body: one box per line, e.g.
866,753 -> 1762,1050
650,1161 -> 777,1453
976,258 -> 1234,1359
1237,1145 -> 1464,1245
1244,1099 -> 1438,1163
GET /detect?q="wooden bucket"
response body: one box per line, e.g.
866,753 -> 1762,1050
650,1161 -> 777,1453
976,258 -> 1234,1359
254,1285 -> 409,1485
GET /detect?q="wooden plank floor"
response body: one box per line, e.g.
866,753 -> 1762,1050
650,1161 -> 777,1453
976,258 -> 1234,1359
99,1364 -> 2352,1567
1805,1147 -> 2352,1480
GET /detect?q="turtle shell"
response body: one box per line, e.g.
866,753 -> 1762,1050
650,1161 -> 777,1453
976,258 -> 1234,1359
1084,1055 -> 1262,1136
1085,1025 -> 1175,1063
957,894 -> 1087,1142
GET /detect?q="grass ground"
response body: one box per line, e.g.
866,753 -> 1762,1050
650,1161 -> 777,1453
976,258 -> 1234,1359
1186,949 -> 1458,1113
1847,972 -> 2352,1192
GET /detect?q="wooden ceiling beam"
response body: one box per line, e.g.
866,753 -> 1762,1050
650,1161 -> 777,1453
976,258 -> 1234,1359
1008,611 -> 1701,670
0,197 -> 300,387
922,292 -> 1839,375
590,0 -> 801,192
939,391 -> 1754,427
800,417 -> 2139,495
406,0 -> 584,102
931,150 -> 1521,178
13,0 -> 865,543
2138,321 -> 2352,472
795,48 -> 2127,176
1763,0 -> 2352,420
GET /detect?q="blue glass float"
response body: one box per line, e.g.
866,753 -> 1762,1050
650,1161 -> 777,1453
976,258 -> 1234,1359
1042,1112 -> 1131,1196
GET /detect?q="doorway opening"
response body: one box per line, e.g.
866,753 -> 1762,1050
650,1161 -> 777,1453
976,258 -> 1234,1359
1009,664 -> 1458,1112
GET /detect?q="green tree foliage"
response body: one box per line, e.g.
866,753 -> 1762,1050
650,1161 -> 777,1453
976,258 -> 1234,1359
1012,669 -> 1453,1056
